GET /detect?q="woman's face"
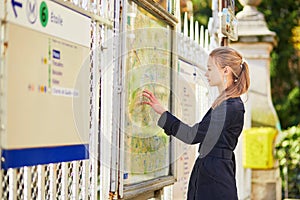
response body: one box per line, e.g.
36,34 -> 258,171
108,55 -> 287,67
205,57 -> 223,87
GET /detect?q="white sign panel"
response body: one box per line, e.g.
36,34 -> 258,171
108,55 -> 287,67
1,1 -> 91,169
6,0 -> 90,47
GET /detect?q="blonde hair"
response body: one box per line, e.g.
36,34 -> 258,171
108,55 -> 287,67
210,47 -> 250,109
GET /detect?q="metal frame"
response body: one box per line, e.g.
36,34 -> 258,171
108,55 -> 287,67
0,0 -> 4,167
118,0 -> 127,197
131,0 -> 178,26
110,0 -> 122,195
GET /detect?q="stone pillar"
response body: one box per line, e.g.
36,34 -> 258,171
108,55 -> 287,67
232,0 -> 280,128
230,1 -> 282,200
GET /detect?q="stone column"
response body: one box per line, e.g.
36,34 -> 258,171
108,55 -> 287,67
230,1 -> 282,200
232,0 -> 280,128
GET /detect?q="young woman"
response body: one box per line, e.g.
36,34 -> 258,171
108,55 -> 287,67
142,46 -> 250,199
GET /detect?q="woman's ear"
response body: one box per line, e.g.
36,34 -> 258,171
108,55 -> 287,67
224,66 -> 230,75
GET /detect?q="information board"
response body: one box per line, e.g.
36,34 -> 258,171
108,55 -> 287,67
1,0 -> 91,169
123,2 -> 172,184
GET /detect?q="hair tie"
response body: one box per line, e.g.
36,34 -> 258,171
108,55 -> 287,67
241,58 -> 246,68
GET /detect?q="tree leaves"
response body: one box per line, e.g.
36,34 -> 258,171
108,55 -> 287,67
276,125 -> 300,198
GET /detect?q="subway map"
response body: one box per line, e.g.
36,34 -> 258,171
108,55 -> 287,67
124,2 -> 172,184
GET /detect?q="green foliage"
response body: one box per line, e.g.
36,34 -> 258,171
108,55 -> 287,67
257,0 -> 300,129
275,125 -> 300,198
275,87 -> 300,129
191,0 -> 212,27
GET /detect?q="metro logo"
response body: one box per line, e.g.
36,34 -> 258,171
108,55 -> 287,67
26,0 -> 38,24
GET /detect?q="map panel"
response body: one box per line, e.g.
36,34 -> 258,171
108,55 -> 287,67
123,1 -> 172,184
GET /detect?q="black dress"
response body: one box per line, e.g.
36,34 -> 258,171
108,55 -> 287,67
157,97 -> 245,200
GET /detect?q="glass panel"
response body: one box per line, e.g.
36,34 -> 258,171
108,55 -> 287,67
124,0 -> 172,185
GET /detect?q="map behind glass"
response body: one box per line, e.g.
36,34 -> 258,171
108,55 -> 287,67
124,1 -> 172,184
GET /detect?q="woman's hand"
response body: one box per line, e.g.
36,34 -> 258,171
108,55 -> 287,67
142,89 -> 167,115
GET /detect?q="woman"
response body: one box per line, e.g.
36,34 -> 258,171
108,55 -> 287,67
142,46 -> 250,199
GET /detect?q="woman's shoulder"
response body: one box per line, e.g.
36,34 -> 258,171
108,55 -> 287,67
212,97 -> 244,114
225,97 -> 245,112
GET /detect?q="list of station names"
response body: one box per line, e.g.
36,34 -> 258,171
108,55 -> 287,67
50,38 -> 79,98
